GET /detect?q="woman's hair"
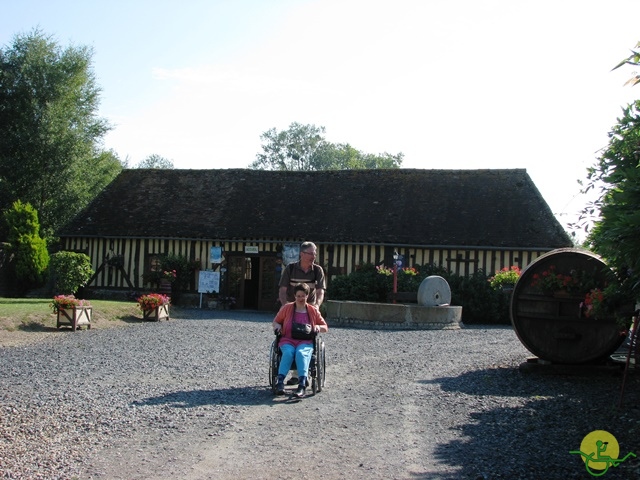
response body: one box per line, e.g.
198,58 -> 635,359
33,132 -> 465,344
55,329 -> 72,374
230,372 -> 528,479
293,282 -> 310,296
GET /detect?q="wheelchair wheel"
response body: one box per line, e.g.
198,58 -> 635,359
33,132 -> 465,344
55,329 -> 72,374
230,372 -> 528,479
317,337 -> 325,392
269,338 -> 279,394
311,336 -> 325,394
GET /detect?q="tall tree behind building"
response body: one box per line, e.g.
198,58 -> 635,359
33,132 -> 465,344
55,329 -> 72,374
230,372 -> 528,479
250,122 -> 403,171
0,29 -> 122,240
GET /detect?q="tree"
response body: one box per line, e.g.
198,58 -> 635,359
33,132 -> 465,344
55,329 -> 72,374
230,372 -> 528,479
0,29 -> 122,240
313,143 -> 404,170
49,251 -> 94,295
251,123 -> 326,170
135,154 -> 174,169
579,41 -> 640,300
250,122 -> 403,171
582,101 -> 640,293
613,41 -> 640,86
3,200 -> 49,294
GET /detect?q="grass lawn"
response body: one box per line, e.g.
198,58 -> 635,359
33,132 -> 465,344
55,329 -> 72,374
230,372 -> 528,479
0,297 -> 144,333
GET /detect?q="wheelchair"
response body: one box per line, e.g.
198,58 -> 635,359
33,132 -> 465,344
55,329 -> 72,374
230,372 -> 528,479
269,332 -> 325,395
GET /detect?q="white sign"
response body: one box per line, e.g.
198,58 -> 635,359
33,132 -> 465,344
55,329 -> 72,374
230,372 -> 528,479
245,246 -> 259,254
198,270 -> 220,294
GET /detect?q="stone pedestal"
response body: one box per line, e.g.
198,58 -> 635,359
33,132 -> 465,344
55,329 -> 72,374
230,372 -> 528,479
325,300 -> 462,330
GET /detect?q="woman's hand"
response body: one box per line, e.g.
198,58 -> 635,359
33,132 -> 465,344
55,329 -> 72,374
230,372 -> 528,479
273,324 -> 282,334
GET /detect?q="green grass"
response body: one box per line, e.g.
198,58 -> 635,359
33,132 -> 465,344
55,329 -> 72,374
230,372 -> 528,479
0,297 -> 143,332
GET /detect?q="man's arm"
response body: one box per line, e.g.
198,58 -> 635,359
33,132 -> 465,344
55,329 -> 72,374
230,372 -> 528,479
278,286 -> 289,306
315,287 -> 325,307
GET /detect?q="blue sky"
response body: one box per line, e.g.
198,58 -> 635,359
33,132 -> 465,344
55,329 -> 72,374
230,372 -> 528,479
2,0 -> 640,236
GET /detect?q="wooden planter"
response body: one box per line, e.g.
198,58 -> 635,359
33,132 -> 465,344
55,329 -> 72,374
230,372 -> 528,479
142,303 -> 170,321
57,306 -> 92,330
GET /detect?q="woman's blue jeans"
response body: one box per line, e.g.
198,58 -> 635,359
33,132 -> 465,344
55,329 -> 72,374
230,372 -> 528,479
278,343 -> 313,378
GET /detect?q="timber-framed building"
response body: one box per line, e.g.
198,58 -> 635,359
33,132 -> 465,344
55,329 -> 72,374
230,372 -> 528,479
58,168 -> 572,310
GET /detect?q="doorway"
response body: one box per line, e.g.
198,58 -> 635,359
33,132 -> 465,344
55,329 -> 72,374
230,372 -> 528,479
227,255 -> 280,311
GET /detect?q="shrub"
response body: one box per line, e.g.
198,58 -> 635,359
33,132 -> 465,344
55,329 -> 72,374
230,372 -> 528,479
488,266 -> 521,290
329,263 -> 511,325
3,201 -> 49,294
330,264 -> 389,302
154,253 -> 195,304
449,270 -> 510,324
49,251 -> 94,295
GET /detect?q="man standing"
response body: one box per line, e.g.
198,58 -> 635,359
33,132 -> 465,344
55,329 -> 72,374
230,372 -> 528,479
278,241 -> 326,307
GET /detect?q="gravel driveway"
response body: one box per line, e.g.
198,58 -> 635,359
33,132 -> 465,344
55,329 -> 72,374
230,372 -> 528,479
1,309 -> 639,479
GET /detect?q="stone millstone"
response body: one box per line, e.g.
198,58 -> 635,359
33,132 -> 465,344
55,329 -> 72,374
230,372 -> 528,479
417,275 -> 451,306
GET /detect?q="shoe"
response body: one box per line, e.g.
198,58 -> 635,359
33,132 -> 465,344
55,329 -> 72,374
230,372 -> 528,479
294,376 -> 307,398
286,377 -> 299,385
293,385 -> 306,398
275,375 -> 285,395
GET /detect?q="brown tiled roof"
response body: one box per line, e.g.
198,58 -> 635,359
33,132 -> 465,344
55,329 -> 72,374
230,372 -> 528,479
58,168 -> 572,249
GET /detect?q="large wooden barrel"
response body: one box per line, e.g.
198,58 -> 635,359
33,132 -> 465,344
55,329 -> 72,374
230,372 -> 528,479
510,248 -> 626,364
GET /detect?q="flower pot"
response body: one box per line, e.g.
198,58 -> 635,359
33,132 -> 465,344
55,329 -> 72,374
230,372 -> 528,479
142,303 -> 170,321
57,306 -> 92,330
207,300 -> 218,309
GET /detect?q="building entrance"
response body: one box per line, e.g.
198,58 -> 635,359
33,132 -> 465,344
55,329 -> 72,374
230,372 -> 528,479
227,255 -> 280,311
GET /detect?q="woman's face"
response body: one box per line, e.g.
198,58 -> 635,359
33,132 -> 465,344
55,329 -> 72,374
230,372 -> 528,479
295,291 -> 308,304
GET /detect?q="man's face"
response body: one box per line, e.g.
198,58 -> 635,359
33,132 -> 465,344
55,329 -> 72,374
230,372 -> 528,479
301,249 -> 316,263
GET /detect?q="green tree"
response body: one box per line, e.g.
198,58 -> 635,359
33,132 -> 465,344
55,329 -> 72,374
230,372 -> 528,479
583,101 -> 640,296
0,29 -> 122,240
135,154 -> 174,169
251,122 -> 326,170
613,40 -> 640,86
314,142 -> 403,170
49,251 -> 94,295
579,41 -> 640,301
3,200 -> 49,294
250,122 -> 403,170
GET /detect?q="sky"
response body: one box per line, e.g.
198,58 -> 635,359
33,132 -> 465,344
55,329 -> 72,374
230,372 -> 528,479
2,0 -> 640,239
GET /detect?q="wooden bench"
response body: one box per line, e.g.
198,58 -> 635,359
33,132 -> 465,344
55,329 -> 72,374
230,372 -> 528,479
387,291 -> 418,303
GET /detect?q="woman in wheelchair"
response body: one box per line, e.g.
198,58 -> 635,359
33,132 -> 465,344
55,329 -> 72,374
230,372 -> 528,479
272,282 -> 328,398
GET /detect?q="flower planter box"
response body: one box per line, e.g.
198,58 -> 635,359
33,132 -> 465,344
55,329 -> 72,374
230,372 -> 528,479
57,306 -> 92,330
142,303 -> 170,321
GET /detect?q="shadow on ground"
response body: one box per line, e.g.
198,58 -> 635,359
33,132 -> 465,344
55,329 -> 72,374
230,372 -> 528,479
414,367 -> 640,479
132,385 -> 273,408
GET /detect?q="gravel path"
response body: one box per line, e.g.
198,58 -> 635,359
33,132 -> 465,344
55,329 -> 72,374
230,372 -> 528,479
1,309 -> 639,479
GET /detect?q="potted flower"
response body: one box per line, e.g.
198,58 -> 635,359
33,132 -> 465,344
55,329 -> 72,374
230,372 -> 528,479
50,295 -> 92,330
582,288 -> 605,318
489,266 -> 521,292
581,285 -> 635,322
162,269 -> 177,283
529,265 -> 578,295
136,293 -> 170,321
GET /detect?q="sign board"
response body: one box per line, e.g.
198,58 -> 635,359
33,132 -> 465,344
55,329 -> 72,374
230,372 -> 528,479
283,243 -> 300,266
198,270 -> 220,294
210,246 -> 222,264
245,246 -> 259,254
